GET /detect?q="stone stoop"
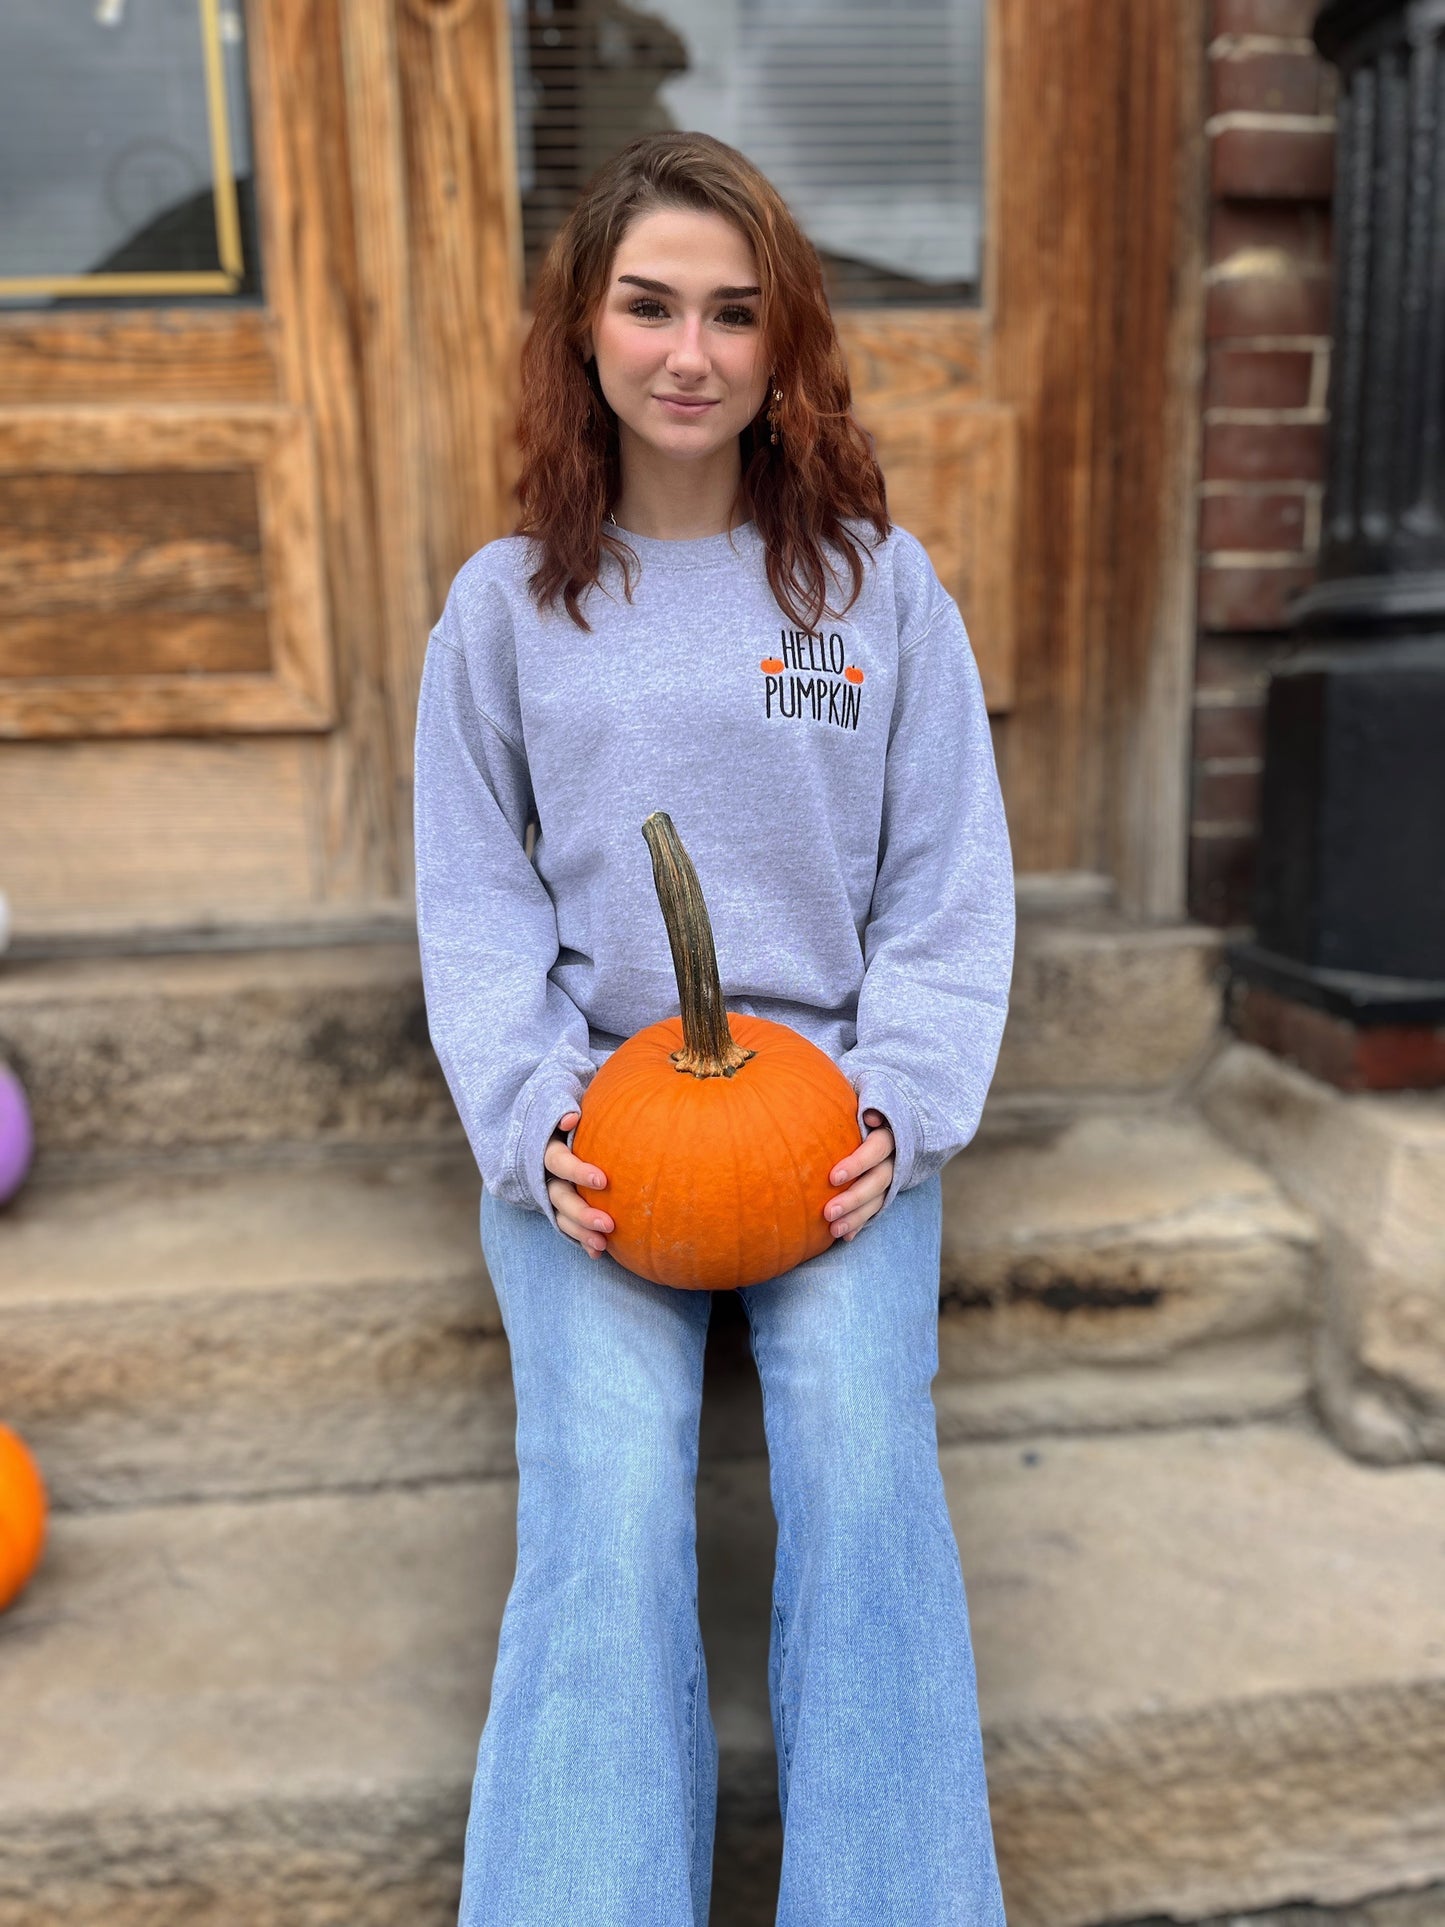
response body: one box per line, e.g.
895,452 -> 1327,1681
1,1422 -> 1442,1927
2,1100 -> 1316,1513
6,916 -> 1390,1927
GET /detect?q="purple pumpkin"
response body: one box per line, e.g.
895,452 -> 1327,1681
0,1062 -> 33,1205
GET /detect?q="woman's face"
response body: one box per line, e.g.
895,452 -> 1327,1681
585,206 -> 771,467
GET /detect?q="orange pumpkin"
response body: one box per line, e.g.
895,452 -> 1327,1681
0,1423 -> 48,1611
571,810 -> 863,1291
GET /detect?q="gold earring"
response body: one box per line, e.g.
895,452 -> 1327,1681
766,384 -> 782,444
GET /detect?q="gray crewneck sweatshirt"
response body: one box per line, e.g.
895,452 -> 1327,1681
413,515 -> 1015,1242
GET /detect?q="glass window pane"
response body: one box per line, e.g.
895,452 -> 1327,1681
512,0 -> 986,307
0,0 -> 260,309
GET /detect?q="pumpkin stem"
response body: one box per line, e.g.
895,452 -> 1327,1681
641,810 -> 756,1079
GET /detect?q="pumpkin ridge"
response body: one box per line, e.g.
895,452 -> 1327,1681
719,1079 -> 747,1283
643,1091 -> 675,1278
745,1064 -> 810,1207
743,1063 -> 812,1277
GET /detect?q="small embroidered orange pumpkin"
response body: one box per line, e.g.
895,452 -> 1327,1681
572,810 -> 863,1291
0,1423 -> 48,1612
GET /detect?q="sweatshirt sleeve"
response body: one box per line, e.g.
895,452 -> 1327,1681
836,594 -> 1015,1218
413,615 -> 597,1237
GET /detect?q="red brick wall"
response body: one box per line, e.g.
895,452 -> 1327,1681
1190,0 -> 1338,925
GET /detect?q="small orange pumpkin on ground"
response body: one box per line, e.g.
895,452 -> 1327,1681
0,1423 -> 48,1611
572,811 -> 863,1291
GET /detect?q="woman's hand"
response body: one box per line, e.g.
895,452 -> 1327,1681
544,1109 -> 614,1258
825,1109 -> 895,1241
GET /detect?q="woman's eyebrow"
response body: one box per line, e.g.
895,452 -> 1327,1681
616,274 -> 761,299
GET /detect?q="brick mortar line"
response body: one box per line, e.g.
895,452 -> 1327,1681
1204,338 -> 1332,351
1208,35 -> 1322,57
1194,689 -> 1272,710
1206,255 -> 1331,282
1198,482 -> 1320,494
1205,406 -> 1328,421
1199,551 -> 1318,566
1206,109 -> 1336,134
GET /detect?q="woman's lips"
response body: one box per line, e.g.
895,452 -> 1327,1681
655,395 -> 718,415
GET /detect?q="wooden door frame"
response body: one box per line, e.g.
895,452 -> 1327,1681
342,0 -> 527,908
986,0 -> 1208,916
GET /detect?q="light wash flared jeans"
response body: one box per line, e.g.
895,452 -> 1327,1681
457,1170 -> 1008,1926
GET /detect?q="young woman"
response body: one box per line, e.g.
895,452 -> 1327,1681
414,130 -> 1014,1927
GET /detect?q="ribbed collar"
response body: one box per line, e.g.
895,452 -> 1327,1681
603,518 -> 762,572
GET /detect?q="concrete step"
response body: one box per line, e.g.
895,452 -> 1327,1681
1,1420 -> 1441,1927
934,1098 -> 1318,1442
0,942 -> 462,1169
0,914 -> 1221,1167
1,1103 -> 1317,1512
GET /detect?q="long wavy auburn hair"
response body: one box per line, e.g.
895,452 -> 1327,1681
513,130 -> 891,632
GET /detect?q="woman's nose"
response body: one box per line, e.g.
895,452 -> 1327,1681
665,320 -> 709,372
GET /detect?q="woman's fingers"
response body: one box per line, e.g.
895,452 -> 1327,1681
826,1111 -> 894,1239
825,1158 -> 892,1237
829,1109 -> 893,1185
543,1111 -> 612,1256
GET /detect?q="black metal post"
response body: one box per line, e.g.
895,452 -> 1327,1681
1226,0 -> 1445,1088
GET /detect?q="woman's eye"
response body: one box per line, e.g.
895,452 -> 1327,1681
719,306 -> 757,327
625,298 -> 756,326
628,297 -> 667,318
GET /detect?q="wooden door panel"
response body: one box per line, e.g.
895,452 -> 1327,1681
837,310 -> 986,407
0,404 -> 333,738
838,311 -> 1017,712
0,311 -> 279,406
0,737 -> 316,920
856,396 -> 1020,714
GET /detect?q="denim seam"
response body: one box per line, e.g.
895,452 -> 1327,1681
687,1613 -> 702,1855
773,1592 -> 795,1784
740,1289 -> 797,1791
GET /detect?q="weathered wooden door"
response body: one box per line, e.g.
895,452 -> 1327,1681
0,0 -> 1203,941
0,0 -> 520,943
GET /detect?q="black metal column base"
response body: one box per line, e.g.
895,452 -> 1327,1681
1227,938 -> 1445,1026
1226,942 -> 1445,1091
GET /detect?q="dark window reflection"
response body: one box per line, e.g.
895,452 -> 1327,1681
0,0 -> 260,308
512,0 -> 986,309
